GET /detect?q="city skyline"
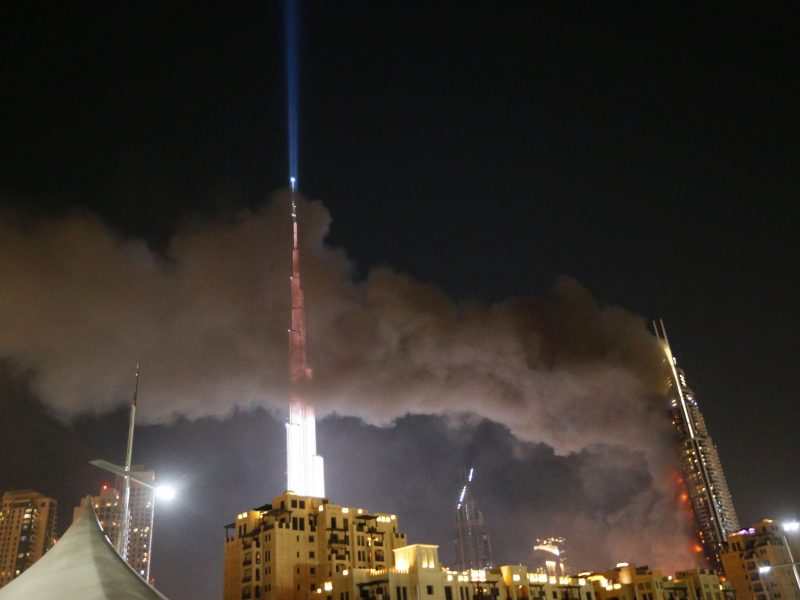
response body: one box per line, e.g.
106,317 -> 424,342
1,3 -> 798,599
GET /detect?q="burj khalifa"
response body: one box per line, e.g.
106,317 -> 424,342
285,179 -> 325,498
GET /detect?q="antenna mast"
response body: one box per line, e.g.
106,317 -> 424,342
118,362 -> 139,558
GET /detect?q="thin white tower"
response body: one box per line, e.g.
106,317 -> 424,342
286,178 -> 325,497
118,362 -> 139,558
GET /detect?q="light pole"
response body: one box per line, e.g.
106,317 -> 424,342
90,459 -> 177,501
757,523 -> 800,600
781,521 -> 800,596
119,363 -> 140,558
90,458 -> 177,580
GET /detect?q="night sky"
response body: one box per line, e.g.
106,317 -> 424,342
1,3 -> 798,599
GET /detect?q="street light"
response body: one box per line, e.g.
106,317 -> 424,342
781,521 -> 800,594
155,485 -> 177,501
783,521 -> 800,533
90,460 -> 178,500
89,459 -> 178,555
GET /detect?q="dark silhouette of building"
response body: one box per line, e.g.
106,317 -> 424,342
453,467 -> 493,571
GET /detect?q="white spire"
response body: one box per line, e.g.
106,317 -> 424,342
285,187 -> 325,498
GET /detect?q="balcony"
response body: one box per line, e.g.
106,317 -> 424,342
328,536 -> 351,546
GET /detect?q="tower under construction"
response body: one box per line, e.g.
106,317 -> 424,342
654,320 -> 739,573
453,467 -> 493,571
285,182 -> 325,498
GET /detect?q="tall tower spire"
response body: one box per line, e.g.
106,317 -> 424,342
453,467 -> 493,571
286,185 -> 325,498
654,320 -> 738,573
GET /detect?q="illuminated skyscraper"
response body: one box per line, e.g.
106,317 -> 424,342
532,537 -> 567,578
286,188 -> 325,498
73,468 -> 156,580
453,467 -> 493,571
121,469 -> 156,580
0,490 -> 57,588
654,321 -> 739,573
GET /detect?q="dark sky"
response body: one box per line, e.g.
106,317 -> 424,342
1,3 -> 798,599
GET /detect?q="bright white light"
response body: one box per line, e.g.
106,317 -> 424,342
155,485 -> 176,501
783,521 -> 800,533
758,566 -> 772,575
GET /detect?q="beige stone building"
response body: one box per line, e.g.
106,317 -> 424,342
585,563 -> 733,600
224,491 -> 408,600
721,519 -> 800,600
224,492 -> 739,600
0,490 -> 58,588
223,491 -> 600,600
329,554 -> 596,600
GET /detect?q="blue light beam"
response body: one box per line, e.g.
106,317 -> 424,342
285,0 -> 300,187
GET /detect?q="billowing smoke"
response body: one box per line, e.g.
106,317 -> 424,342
0,193 -> 695,569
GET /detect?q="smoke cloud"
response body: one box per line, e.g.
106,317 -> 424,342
0,193 -> 695,569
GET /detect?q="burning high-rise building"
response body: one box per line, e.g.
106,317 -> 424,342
285,186 -> 325,498
654,321 -> 739,573
453,467 -> 493,571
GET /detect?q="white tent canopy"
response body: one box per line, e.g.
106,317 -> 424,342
0,496 -> 170,599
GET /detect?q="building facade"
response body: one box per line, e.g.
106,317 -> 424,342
586,562 -> 734,600
77,484 -> 122,549
532,537 -> 567,578
342,554 -> 596,600
721,519 -> 800,600
223,491 -> 408,600
223,492 -> 740,600
0,490 -> 58,588
654,321 -> 739,572
125,469 -> 156,580
224,504 -> 597,600
454,468 -> 493,571
73,468 -> 156,580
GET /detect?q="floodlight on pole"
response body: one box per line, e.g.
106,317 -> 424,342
783,521 -> 800,533
155,485 -> 176,501
89,460 -> 177,497
118,363 -> 140,558
780,521 -> 800,594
